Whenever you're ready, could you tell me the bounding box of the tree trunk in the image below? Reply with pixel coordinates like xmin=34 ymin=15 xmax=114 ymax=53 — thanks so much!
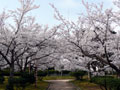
xmin=29 ymin=63 xmax=31 ymax=74
xmin=117 ymin=72 xmax=120 ymax=78
xmin=87 ymin=64 xmax=92 ymax=80
xmin=61 ymin=71 xmax=63 ymax=76
xmin=7 ymin=63 xmax=15 ymax=90
xmin=34 ymin=66 xmax=38 ymax=87
xmin=10 ymin=63 xmax=14 ymax=78
xmin=88 ymin=70 xmax=92 ymax=80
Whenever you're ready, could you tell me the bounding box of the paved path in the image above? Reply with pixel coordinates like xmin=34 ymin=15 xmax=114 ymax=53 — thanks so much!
xmin=46 ymin=79 xmax=80 ymax=90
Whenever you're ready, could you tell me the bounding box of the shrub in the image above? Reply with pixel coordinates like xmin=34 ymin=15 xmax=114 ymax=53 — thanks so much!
xmin=14 ymin=77 xmax=28 ymax=89
xmin=47 ymin=70 xmax=59 ymax=76
xmin=62 ymin=70 xmax=70 ymax=75
xmin=108 ymin=78 xmax=120 ymax=90
xmin=14 ymin=71 xmax=21 ymax=76
xmin=0 ymin=72 xmax=5 ymax=84
xmin=38 ymin=71 xmax=47 ymax=76
xmin=70 ymin=70 xmax=86 ymax=80
xmin=20 ymin=72 xmax=35 ymax=84
xmin=38 ymin=71 xmax=47 ymax=80
xmin=6 ymin=78 xmax=14 ymax=90
xmin=6 ymin=72 xmax=35 ymax=90
xmin=2 ymin=68 xmax=9 ymax=76
xmin=0 ymin=76 xmax=5 ymax=84
xmin=91 ymin=76 xmax=120 ymax=90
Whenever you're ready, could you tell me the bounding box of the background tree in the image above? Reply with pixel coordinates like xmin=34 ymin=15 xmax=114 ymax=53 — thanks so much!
xmin=51 ymin=0 xmax=120 ymax=76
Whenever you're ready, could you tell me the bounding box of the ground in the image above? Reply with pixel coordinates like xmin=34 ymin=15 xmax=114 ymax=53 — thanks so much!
xmin=46 ymin=79 xmax=80 ymax=90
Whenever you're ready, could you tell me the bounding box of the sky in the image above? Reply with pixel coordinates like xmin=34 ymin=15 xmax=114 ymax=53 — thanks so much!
xmin=0 ymin=0 xmax=117 ymax=27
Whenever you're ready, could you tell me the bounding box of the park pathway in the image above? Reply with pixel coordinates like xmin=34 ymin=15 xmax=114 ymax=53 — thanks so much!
xmin=46 ymin=79 xmax=80 ymax=90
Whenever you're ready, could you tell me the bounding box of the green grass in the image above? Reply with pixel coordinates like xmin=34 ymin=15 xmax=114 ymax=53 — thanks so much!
xmin=72 ymin=80 xmax=101 ymax=90
xmin=0 ymin=84 xmax=6 ymax=90
xmin=0 ymin=76 xmax=8 ymax=90
xmin=71 ymin=75 xmax=101 ymax=90
xmin=25 ymin=81 xmax=49 ymax=90
xmin=0 ymin=76 xmax=49 ymax=90
xmin=43 ymin=76 xmax=75 ymax=80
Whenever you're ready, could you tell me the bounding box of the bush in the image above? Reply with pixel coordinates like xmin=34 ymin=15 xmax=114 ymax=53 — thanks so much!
xmin=6 ymin=78 xmax=14 ymax=90
xmin=108 ymin=78 xmax=120 ymax=90
xmin=62 ymin=70 xmax=70 ymax=75
xmin=70 ymin=70 xmax=86 ymax=80
xmin=14 ymin=71 xmax=21 ymax=76
xmin=38 ymin=71 xmax=47 ymax=76
xmin=0 ymin=72 xmax=5 ymax=84
xmin=0 ymin=76 xmax=5 ymax=84
xmin=14 ymin=77 xmax=28 ymax=89
xmin=14 ymin=72 xmax=35 ymax=90
xmin=47 ymin=70 xmax=59 ymax=76
xmin=20 ymin=72 xmax=35 ymax=84
xmin=91 ymin=76 xmax=120 ymax=90
xmin=6 ymin=72 xmax=36 ymax=90
xmin=38 ymin=71 xmax=47 ymax=80
xmin=2 ymin=69 xmax=9 ymax=76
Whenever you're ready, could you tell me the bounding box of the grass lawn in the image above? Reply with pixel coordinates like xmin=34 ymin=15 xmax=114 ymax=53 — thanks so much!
xmin=43 ymin=76 xmax=75 ymax=80
xmin=0 ymin=76 xmax=8 ymax=90
xmin=0 ymin=76 xmax=49 ymax=90
xmin=25 ymin=80 xmax=49 ymax=90
xmin=72 ymin=80 xmax=101 ymax=90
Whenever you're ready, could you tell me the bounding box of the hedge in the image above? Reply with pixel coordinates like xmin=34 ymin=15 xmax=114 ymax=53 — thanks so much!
xmin=70 ymin=70 xmax=86 ymax=80
xmin=91 ymin=76 xmax=120 ymax=90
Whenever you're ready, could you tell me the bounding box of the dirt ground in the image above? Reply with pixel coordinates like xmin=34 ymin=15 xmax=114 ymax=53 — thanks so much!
xmin=46 ymin=80 xmax=80 ymax=90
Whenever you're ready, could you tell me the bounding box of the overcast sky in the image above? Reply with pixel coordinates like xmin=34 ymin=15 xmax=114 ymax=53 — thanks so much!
xmin=0 ymin=0 xmax=117 ymax=27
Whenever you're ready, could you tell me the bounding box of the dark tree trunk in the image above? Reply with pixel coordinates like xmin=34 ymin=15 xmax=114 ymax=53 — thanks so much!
xmin=117 ymin=72 xmax=120 ymax=78
xmin=10 ymin=63 xmax=14 ymax=78
xmin=34 ymin=66 xmax=38 ymax=87
xmin=7 ymin=63 xmax=15 ymax=90
xmin=29 ymin=63 xmax=31 ymax=74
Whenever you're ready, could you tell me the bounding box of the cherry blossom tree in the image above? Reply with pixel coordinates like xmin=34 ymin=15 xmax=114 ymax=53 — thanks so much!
xmin=0 ymin=0 xmax=60 ymax=83
xmin=51 ymin=0 xmax=120 ymax=76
